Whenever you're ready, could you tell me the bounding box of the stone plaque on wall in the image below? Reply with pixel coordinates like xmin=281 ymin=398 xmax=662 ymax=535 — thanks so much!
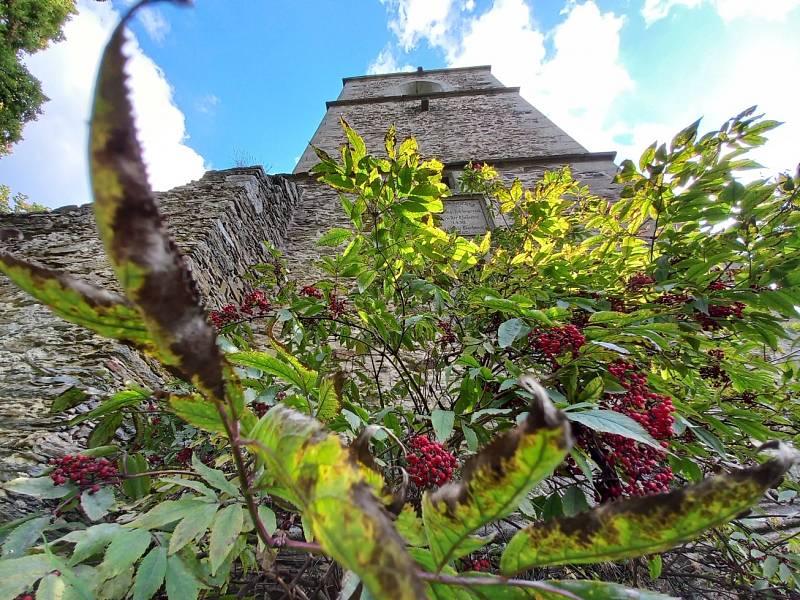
xmin=439 ymin=196 xmax=494 ymax=236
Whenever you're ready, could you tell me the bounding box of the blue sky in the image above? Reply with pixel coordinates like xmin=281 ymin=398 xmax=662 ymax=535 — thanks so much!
xmin=1 ymin=0 xmax=798 ymax=207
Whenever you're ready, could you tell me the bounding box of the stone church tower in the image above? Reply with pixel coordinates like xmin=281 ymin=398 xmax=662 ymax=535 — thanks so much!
xmin=0 ymin=66 xmax=619 ymax=516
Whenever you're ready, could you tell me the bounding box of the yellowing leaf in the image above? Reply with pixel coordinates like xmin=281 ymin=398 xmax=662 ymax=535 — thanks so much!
xmin=0 ymin=252 xmax=153 ymax=351
xmin=246 ymin=405 xmax=425 ymax=600
xmin=422 ymin=377 xmax=572 ymax=569
xmin=500 ymin=451 xmax=795 ymax=575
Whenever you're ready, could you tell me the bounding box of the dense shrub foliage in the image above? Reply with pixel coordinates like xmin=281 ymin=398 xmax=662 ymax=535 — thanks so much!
xmin=1 ymin=2 xmax=799 ymax=598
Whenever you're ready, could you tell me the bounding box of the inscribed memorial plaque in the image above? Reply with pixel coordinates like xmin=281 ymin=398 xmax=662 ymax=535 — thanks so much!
xmin=440 ymin=197 xmax=493 ymax=236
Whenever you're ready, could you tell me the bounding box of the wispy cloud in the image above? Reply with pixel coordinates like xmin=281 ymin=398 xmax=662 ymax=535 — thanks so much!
xmin=368 ymin=45 xmax=414 ymax=75
xmin=137 ymin=6 xmax=170 ymax=42
xmin=642 ymin=0 xmax=800 ymax=25
xmin=196 ymin=93 xmax=220 ymax=116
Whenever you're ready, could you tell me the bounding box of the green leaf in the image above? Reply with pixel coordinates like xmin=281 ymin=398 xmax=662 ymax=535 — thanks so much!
xmin=648 ymin=555 xmax=663 ymax=579
xmin=317 ymin=227 xmax=352 ymax=247
xmin=500 ymin=453 xmax=794 ymax=574
xmin=462 ymin=424 xmax=478 ymax=452
xmin=69 ymin=523 xmax=122 ymax=565
xmin=0 ymin=555 xmax=54 ymax=599
xmin=1 ymin=516 xmax=50 ymax=558
xmin=208 ymin=504 xmax=243 ymax=575
xmin=158 ymin=477 xmax=217 ymax=502
xmin=191 ymin=453 xmax=239 ymax=497
xmin=89 ymin=4 xmax=224 ymax=400
xmin=316 ymin=378 xmax=340 ymax=422
xmin=132 ymin=546 xmax=166 ymax=600
xmin=169 ymin=503 xmax=218 ymax=555
xmin=36 ymin=573 xmax=67 ymax=600
xmin=422 ymin=376 xmax=572 ymax=569
xmin=257 ymin=505 xmax=277 ymax=535
xmin=165 ymin=553 xmax=200 ymax=600
xmin=125 ymin=499 xmax=210 ymax=531
xmin=81 ymin=487 xmax=115 ymax=522
xmin=436 ymin=578 xmax=676 ymax=599
xmin=169 ymin=393 xmax=224 ymax=434
xmin=228 ymin=349 xmax=316 ymax=394
xmin=566 ymin=409 xmax=661 ymax=450
xmin=577 ymin=377 xmax=604 ymax=403
xmin=246 ymin=405 xmax=425 ymax=599
xmin=87 ymin=413 xmax=123 ymax=448
xmin=2 ymin=476 xmax=76 ymax=499
xmin=120 ymin=453 xmax=151 ymax=500
xmin=431 ymin=409 xmax=455 ymax=443
xmin=98 ymin=528 xmax=151 ymax=581
xmin=498 ymin=318 xmax=529 ymax=349
xmin=0 ymin=253 xmax=155 ymax=353
xmin=70 ymin=387 xmax=149 ymax=426
xmin=50 ymin=387 xmax=89 ymax=415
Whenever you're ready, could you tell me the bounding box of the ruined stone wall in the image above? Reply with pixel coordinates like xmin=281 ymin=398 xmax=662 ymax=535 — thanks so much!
xmin=0 ymin=168 xmax=299 ymax=517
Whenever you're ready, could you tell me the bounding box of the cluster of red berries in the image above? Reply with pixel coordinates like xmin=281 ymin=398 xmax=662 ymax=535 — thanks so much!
xmin=252 ymin=401 xmax=269 ymax=418
xmin=694 ymin=302 xmax=746 ymax=330
xmin=609 ymin=297 xmax=628 ymax=313
xmin=437 ymin=320 xmax=456 ymax=345
xmin=328 ymin=294 xmax=347 ymax=319
xmin=406 ymin=435 xmax=458 ymax=488
xmin=467 ymin=557 xmax=491 ymax=571
xmin=209 ymin=290 xmax=271 ymax=328
xmin=175 ymin=447 xmax=193 ymax=465
xmin=49 ymin=455 xmax=117 ymax=493
xmin=741 ymin=390 xmax=758 ymax=405
xmin=627 ymin=273 xmax=655 ymax=291
xmin=708 ymin=279 xmax=732 ymax=291
xmin=15 ymin=593 xmax=35 ymax=600
xmin=700 ymin=349 xmax=730 ymax=385
xmin=466 ymin=161 xmax=488 ymax=171
xmin=529 ymin=325 xmax=586 ymax=365
xmin=591 ymin=361 xmax=674 ymax=499
xmin=299 ymin=285 xmax=324 ymax=299
xmin=656 ymin=292 xmax=691 ymax=306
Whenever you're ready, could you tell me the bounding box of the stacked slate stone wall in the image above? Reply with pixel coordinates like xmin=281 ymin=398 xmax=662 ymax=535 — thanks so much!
xmin=0 ymin=168 xmax=299 ymax=518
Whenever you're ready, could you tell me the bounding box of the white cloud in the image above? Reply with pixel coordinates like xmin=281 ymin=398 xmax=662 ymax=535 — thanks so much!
xmin=642 ymin=0 xmax=800 ymax=24
xmin=368 ymin=45 xmax=415 ymax=75
xmin=446 ymin=0 xmax=632 ymax=151
xmin=137 ymin=7 xmax=170 ymax=43
xmin=387 ymin=0 xmax=456 ymax=51
xmin=0 ymin=0 xmax=205 ymax=207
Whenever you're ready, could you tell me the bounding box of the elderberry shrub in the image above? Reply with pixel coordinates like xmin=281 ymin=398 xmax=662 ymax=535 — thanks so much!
xmin=406 ymin=435 xmax=458 ymax=488
xmin=699 ymin=349 xmax=730 ymax=386
xmin=299 ymin=285 xmax=324 ymax=299
xmin=50 ymin=455 xmax=118 ymax=494
xmin=626 ymin=273 xmax=655 ymax=291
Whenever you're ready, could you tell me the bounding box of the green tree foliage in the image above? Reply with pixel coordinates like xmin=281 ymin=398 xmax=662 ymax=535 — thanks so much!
xmin=0 ymin=184 xmax=46 ymax=213
xmin=0 ymin=2 xmax=799 ymax=598
xmin=0 ymin=0 xmax=76 ymax=154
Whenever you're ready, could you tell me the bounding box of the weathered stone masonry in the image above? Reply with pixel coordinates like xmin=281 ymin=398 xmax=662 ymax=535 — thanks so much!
xmin=0 ymin=66 xmax=619 ymax=517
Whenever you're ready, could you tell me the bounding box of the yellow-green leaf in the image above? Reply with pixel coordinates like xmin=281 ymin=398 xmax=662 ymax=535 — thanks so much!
xmin=423 ymin=377 xmax=572 ymax=569
xmin=500 ymin=451 xmax=794 ymax=575
xmin=246 ymin=405 xmax=425 ymax=599
xmin=169 ymin=393 xmax=225 ymax=434
xmin=0 ymin=252 xmax=154 ymax=351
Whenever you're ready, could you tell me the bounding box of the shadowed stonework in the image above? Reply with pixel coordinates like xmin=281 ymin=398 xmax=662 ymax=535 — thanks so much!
xmin=0 ymin=66 xmax=618 ymax=517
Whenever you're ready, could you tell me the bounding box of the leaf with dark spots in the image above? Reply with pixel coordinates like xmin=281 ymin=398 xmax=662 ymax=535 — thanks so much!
xmin=0 ymin=252 xmax=154 ymax=351
xmin=245 ymin=405 xmax=425 ymax=600
xmin=427 ymin=577 xmax=676 ymax=599
xmin=89 ymin=0 xmax=223 ymax=399
xmin=422 ymin=376 xmax=573 ymax=569
xmin=500 ymin=448 xmax=796 ymax=575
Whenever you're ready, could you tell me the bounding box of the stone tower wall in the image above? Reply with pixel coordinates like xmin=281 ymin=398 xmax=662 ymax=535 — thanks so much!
xmin=0 ymin=168 xmax=300 ymax=516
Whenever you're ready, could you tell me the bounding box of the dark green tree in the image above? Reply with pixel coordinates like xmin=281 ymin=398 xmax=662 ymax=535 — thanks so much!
xmin=0 ymin=0 xmax=76 ymax=154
